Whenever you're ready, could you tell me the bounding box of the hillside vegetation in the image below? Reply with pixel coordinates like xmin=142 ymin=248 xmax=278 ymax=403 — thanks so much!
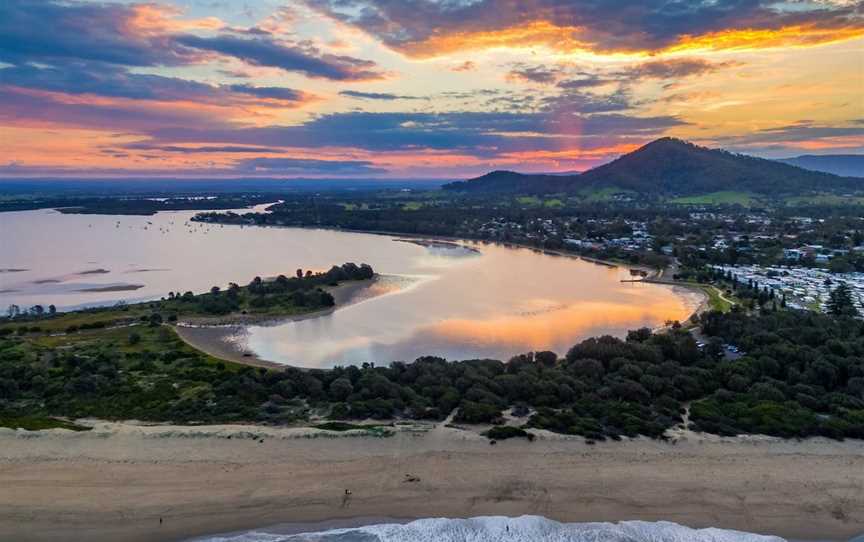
xmin=444 ymin=138 xmax=858 ymax=197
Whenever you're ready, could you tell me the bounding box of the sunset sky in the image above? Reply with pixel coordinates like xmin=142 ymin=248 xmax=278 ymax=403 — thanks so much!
xmin=1 ymin=0 xmax=862 ymax=178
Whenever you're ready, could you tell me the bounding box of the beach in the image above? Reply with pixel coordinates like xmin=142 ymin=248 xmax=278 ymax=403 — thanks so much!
xmin=0 ymin=421 xmax=861 ymax=542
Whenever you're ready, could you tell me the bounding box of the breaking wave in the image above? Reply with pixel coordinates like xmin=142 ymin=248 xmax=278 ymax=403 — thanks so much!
xmin=196 ymin=515 xmax=787 ymax=542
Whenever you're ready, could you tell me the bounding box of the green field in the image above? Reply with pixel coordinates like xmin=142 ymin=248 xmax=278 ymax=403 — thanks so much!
xmin=671 ymin=191 xmax=757 ymax=206
xmin=578 ymin=187 xmax=635 ymax=202
xmin=515 ymin=196 xmax=565 ymax=208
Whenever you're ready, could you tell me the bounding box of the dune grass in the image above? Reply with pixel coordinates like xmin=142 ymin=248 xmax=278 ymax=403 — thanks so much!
xmin=0 ymin=415 xmax=91 ymax=431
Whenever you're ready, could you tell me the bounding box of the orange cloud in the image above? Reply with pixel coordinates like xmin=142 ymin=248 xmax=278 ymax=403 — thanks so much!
xmin=377 ymin=19 xmax=863 ymax=58
xmin=668 ymin=24 xmax=864 ymax=53
xmin=400 ymin=21 xmax=590 ymax=58
xmin=125 ymin=4 xmax=224 ymax=36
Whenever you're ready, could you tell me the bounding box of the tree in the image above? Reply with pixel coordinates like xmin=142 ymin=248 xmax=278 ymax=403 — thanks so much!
xmin=826 ymin=284 xmax=859 ymax=317
xmin=329 ymin=377 xmax=354 ymax=401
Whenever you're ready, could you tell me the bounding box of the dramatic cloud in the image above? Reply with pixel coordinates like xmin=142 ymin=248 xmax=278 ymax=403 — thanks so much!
xmin=141 ymin=110 xmax=685 ymax=157
xmin=0 ymin=0 xmax=196 ymax=67
xmin=308 ymin=0 xmax=864 ymax=56
xmin=617 ymin=58 xmax=737 ymax=80
xmin=0 ymin=1 xmax=859 ymax=177
xmin=507 ymin=65 xmax=566 ymax=84
xmin=0 ymin=87 xmax=235 ymax=132
xmin=509 ymin=58 xmax=737 ymax=87
xmin=0 ymin=64 xmax=312 ymax=107
xmin=174 ymin=35 xmax=387 ymax=81
xmin=0 ymin=0 xmax=385 ymax=82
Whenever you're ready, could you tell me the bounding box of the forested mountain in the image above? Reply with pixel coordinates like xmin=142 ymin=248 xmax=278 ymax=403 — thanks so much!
xmin=777 ymin=155 xmax=864 ymax=178
xmin=444 ymin=138 xmax=859 ymax=196
xmin=442 ymin=170 xmax=572 ymax=194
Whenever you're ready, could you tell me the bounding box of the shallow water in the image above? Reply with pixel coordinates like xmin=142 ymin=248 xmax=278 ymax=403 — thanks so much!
xmin=188 ymin=516 xmax=790 ymax=542
xmin=1 ymin=208 xmax=701 ymax=367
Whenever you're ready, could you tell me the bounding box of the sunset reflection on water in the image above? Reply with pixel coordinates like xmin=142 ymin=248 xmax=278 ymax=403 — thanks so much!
xmin=246 ymin=241 xmax=702 ymax=367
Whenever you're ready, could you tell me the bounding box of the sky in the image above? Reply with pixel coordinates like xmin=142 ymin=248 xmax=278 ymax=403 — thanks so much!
xmin=0 ymin=0 xmax=862 ymax=179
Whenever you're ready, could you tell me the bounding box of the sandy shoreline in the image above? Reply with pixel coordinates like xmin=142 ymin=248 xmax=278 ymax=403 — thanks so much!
xmin=173 ymin=277 xmax=386 ymax=367
xmin=0 ymin=421 xmax=861 ymax=542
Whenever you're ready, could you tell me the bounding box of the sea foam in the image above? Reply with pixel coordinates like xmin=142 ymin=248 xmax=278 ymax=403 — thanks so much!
xmin=197 ymin=515 xmax=788 ymax=542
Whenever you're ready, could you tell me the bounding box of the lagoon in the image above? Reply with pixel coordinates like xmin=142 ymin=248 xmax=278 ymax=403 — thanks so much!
xmin=0 ymin=208 xmax=701 ymax=368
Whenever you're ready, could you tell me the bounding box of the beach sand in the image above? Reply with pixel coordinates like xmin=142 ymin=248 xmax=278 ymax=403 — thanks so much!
xmin=0 ymin=421 xmax=861 ymax=542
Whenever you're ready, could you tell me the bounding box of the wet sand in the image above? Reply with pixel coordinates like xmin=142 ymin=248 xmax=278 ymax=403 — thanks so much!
xmin=0 ymin=421 xmax=861 ymax=542
xmin=173 ymin=277 xmax=386 ymax=367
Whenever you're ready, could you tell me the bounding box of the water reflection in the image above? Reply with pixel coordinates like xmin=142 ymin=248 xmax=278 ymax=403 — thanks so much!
xmin=1 ymin=208 xmax=701 ymax=367
xmin=245 ymin=243 xmax=701 ymax=367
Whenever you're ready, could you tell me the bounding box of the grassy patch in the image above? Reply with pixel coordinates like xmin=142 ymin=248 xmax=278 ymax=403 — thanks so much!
xmin=671 ymin=191 xmax=757 ymax=206
xmin=702 ymin=285 xmax=734 ymax=313
xmin=515 ymin=196 xmax=565 ymax=208
xmin=0 ymin=415 xmax=91 ymax=431
xmin=578 ymin=187 xmax=635 ymax=202
xmin=0 ymin=306 xmax=149 ymax=335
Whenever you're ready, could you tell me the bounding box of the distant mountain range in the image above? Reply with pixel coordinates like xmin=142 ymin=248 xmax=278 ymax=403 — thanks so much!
xmin=777 ymin=155 xmax=864 ymax=178
xmin=443 ymin=138 xmax=861 ymax=196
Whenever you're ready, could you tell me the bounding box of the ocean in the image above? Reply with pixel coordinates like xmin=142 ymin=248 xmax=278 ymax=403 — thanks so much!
xmin=189 ymin=515 xmax=799 ymax=542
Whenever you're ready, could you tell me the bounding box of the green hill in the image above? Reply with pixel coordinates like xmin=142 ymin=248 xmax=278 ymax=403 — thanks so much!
xmin=443 ymin=138 xmax=859 ymax=196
